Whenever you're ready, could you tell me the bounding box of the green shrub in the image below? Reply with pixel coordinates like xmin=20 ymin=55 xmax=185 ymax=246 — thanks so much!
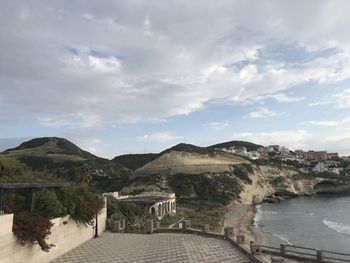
xmin=35 ymin=189 xmax=63 ymax=218
xmin=233 ymin=165 xmax=252 ymax=184
xmin=56 ymin=188 xmax=76 ymax=216
xmin=69 ymin=187 xmax=104 ymax=227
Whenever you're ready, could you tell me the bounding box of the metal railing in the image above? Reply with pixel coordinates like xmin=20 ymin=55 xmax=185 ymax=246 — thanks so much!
xmin=251 ymin=242 xmax=350 ymax=262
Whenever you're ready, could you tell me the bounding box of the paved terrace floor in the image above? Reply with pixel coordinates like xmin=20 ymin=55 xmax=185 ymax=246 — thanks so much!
xmin=52 ymin=232 xmax=253 ymax=263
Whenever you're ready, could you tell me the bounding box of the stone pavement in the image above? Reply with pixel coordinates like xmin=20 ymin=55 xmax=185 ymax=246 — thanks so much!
xmin=52 ymin=232 xmax=253 ymax=263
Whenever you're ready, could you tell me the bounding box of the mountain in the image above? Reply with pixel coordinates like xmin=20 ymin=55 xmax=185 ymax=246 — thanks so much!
xmin=3 ymin=137 xmax=97 ymax=160
xmin=112 ymin=143 xmax=215 ymax=171
xmin=207 ymin=140 xmax=263 ymax=151
xmin=1 ymin=137 xmax=130 ymax=185
xmin=113 ymin=153 xmax=159 ymax=171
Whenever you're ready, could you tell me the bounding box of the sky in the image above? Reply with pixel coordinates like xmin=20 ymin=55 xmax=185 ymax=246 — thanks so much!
xmin=1 ymin=0 xmax=350 ymax=158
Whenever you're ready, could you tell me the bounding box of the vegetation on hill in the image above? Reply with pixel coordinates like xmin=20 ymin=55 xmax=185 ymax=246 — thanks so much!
xmin=1 ymin=137 xmax=131 ymax=187
xmin=113 ymin=153 xmax=158 ymax=170
xmin=168 ymin=172 xmax=242 ymax=209
xmin=161 ymin=143 xmax=215 ymax=155
xmin=0 ymin=156 xmax=59 ymax=183
xmin=3 ymin=137 xmax=96 ymax=159
xmin=207 ymin=140 xmax=263 ymax=151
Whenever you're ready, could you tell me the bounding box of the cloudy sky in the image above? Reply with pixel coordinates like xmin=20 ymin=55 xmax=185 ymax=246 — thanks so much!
xmin=1 ymin=0 xmax=350 ymax=158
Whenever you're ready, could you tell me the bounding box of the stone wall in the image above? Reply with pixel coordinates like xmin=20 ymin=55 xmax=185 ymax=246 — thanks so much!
xmin=0 ymin=197 xmax=107 ymax=263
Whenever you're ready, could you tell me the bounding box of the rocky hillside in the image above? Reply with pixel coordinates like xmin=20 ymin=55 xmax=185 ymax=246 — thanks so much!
xmin=134 ymin=149 xmax=249 ymax=176
xmin=3 ymin=137 xmax=346 ymax=207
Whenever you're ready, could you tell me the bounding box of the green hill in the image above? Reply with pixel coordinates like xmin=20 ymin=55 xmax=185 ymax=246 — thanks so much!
xmin=3 ymin=137 xmax=96 ymax=160
xmin=161 ymin=143 xmax=215 ymax=155
xmin=207 ymin=140 xmax=263 ymax=151
xmin=1 ymin=137 xmax=130 ymax=185
xmin=113 ymin=153 xmax=158 ymax=171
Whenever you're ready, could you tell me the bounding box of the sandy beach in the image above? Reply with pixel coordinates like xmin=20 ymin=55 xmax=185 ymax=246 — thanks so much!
xmin=222 ymin=202 xmax=264 ymax=244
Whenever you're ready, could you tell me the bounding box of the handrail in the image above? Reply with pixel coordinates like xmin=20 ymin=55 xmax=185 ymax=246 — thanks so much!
xmin=285 ymin=249 xmax=316 ymax=257
xmin=285 ymin=244 xmax=319 ymax=251
xmin=323 ymin=256 xmax=350 ymax=262
xmin=255 ymin=243 xmax=350 ymax=263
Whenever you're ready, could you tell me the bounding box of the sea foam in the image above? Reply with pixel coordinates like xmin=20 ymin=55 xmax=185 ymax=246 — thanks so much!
xmin=253 ymin=205 xmax=262 ymax=226
xmin=323 ymin=220 xmax=350 ymax=236
xmin=272 ymin=233 xmax=293 ymax=245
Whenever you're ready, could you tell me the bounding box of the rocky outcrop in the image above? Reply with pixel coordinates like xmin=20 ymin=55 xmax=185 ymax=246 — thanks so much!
xmin=313 ymin=181 xmax=350 ymax=194
xmin=239 ymin=164 xmax=315 ymax=204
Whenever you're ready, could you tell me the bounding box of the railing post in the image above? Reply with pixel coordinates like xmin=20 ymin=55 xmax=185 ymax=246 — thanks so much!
xmin=182 ymin=220 xmax=190 ymax=231
xmin=145 ymin=220 xmax=153 ymax=234
xmin=154 ymin=221 xmax=160 ymax=230
xmin=202 ymin=224 xmax=209 ymax=233
xmin=236 ymin=234 xmax=245 ymax=244
xmin=224 ymin=227 xmax=234 ymax=239
xmin=250 ymin=241 xmax=262 ymax=255
xmin=280 ymin=244 xmax=286 ymax=257
xmin=316 ymin=250 xmax=324 ymax=262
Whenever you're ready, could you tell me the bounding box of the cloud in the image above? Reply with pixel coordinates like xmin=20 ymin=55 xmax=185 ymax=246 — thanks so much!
xmin=1 ymin=1 xmax=350 ymax=129
xmin=233 ymin=130 xmax=311 ymax=149
xmin=137 ymin=132 xmax=181 ymax=143
xmin=333 ymin=89 xmax=350 ymax=108
xmin=205 ymin=121 xmax=229 ymax=130
xmin=298 ymin=117 xmax=350 ymax=128
xmin=308 ymin=89 xmax=350 ymax=108
xmin=299 ymin=121 xmax=339 ymax=127
xmin=245 ymin=107 xmax=280 ymax=119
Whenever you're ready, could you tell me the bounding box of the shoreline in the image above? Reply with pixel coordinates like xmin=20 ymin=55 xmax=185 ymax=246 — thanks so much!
xmin=222 ymin=202 xmax=265 ymax=244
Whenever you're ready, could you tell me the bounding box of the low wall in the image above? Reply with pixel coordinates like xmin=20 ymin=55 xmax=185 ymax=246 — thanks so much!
xmin=0 ymin=197 xmax=107 ymax=263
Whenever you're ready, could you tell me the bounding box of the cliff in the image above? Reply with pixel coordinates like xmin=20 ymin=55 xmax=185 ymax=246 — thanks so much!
xmin=121 ymin=150 xmax=318 ymax=206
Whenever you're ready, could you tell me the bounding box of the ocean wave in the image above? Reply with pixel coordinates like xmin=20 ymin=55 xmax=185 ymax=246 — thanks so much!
xmin=323 ymin=220 xmax=350 ymax=236
xmin=253 ymin=205 xmax=262 ymax=226
xmin=272 ymin=233 xmax=293 ymax=245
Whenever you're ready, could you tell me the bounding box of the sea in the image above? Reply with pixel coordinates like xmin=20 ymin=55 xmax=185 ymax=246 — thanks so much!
xmin=254 ymin=195 xmax=350 ymax=253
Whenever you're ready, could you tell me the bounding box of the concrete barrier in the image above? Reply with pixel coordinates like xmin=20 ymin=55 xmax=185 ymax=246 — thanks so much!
xmin=0 ymin=196 xmax=107 ymax=263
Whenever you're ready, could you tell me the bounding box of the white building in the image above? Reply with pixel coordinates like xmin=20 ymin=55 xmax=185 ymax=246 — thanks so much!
xmin=312 ymin=162 xmax=329 ymax=173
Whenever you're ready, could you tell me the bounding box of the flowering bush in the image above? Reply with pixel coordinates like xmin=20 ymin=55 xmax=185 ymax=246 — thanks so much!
xmin=69 ymin=187 xmax=104 ymax=227
xmin=9 ymin=186 xmax=103 ymax=252
xmin=13 ymin=212 xmax=55 ymax=252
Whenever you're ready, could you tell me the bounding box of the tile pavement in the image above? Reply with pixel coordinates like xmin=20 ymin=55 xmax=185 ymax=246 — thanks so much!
xmin=52 ymin=232 xmax=253 ymax=263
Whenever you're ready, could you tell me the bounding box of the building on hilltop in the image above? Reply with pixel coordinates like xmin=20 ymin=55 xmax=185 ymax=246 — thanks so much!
xmin=303 ymin=151 xmax=328 ymax=162
xmin=327 ymin=152 xmax=339 ymax=159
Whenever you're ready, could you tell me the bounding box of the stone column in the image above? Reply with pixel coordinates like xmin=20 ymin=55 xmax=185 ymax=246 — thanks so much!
xmin=316 ymin=250 xmax=324 ymax=261
xmin=236 ymin=234 xmax=245 ymax=244
xmin=145 ymin=220 xmax=154 ymax=234
xmin=112 ymin=220 xmax=121 ymax=232
xmin=154 ymin=221 xmax=160 ymax=229
xmin=271 ymin=257 xmax=285 ymax=263
xmin=224 ymin=227 xmax=234 ymax=238
xmin=182 ymin=220 xmax=191 ymax=231
xmin=280 ymin=244 xmax=286 ymax=257
xmin=202 ymin=224 xmax=210 ymax=233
